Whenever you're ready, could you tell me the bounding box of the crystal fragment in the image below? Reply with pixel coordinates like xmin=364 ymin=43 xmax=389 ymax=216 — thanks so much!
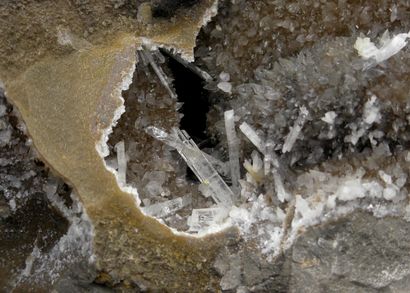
xmin=273 ymin=169 xmax=291 ymax=202
xmin=168 ymin=51 xmax=212 ymax=82
xmin=354 ymin=30 xmax=410 ymax=65
xmin=140 ymin=48 xmax=177 ymax=99
xmin=146 ymin=126 xmax=234 ymax=207
xmin=321 ymin=111 xmax=337 ymax=125
xmin=243 ymin=151 xmax=264 ymax=183
xmin=115 ymin=140 xmax=126 ymax=185
xmin=219 ymin=72 xmax=230 ymax=82
xmin=187 ymin=207 xmax=227 ymax=232
xmin=239 ymin=122 xmax=265 ymax=154
xmin=363 ymin=95 xmax=381 ymax=125
xmin=224 ymin=110 xmax=241 ymax=193
xmin=217 ymin=81 xmax=232 ymax=93
xmin=282 ymin=106 xmax=309 ymax=153
xmin=142 ymin=195 xmax=191 ymax=218
xmin=201 ymin=152 xmax=230 ymax=178
xmin=263 ymin=139 xmax=279 ymax=176
xmin=142 ymin=171 xmax=168 ymax=197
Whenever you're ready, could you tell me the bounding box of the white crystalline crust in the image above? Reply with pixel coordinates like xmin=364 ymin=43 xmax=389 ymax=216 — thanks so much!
xmin=95 ymin=55 xmax=142 ymax=206
xmin=355 ymin=30 xmax=410 ymax=65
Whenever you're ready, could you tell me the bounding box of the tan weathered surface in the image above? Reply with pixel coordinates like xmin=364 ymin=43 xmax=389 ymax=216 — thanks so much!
xmin=0 ymin=0 xmax=217 ymax=80
xmin=1 ymin=1 xmax=232 ymax=290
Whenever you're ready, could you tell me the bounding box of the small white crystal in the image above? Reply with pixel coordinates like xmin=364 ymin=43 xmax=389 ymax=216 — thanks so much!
xmin=363 ymin=95 xmax=381 ymax=125
xmin=142 ymin=171 xmax=168 ymax=197
xmin=21 ymin=244 xmax=40 ymax=277
xmin=143 ymin=195 xmax=191 ymax=218
xmin=344 ymin=125 xmax=366 ymax=145
xmin=43 ymin=179 xmax=59 ymax=198
xmin=282 ymin=106 xmax=309 ymax=153
xmin=115 ymin=141 xmax=127 ymax=185
xmin=354 ymin=30 xmax=410 ymax=64
xmin=219 ymin=72 xmax=230 ymax=82
xmin=168 ymin=51 xmax=212 ymax=81
xmin=276 ymin=207 xmax=286 ymax=221
xmin=198 ymin=183 xmax=213 ymax=198
xmin=378 ymin=170 xmax=393 ymax=185
xmin=217 ymin=81 xmax=232 ymax=94
xmin=273 ymin=169 xmax=291 ymax=202
xmin=243 ymin=152 xmax=264 ymax=183
xmin=224 ymin=110 xmax=241 ymax=193
xmin=141 ymin=48 xmax=177 ymax=99
xmin=321 ymin=111 xmax=337 ymax=125
xmin=295 ymin=195 xmax=324 ymax=225
xmin=336 ymin=179 xmax=366 ymax=201
xmin=0 ymin=104 xmax=6 ymax=117
xmin=363 ymin=181 xmax=383 ymax=198
xmin=390 ymin=4 xmax=398 ymax=22
xmin=0 ymin=129 xmax=12 ymax=145
xmin=146 ymin=126 xmax=234 ymax=207
xmin=187 ymin=207 xmax=228 ymax=232
xmin=406 ymin=151 xmax=410 ymax=162
xmin=239 ymin=122 xmax=265 ymax=154
xmin=326 ymin=194 xmax=337 ymax=209
xmin=8 ymin=198 xmax=16 ymax=212
xmin=383 ymin=186 xmax=398 ymax=200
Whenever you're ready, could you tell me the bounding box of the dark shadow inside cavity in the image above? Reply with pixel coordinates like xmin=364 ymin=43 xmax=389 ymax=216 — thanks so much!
xmin=163 ymin=49 xmax=212 ymax=144
xmin=151 ymin=0 xmax=201 ymax=18
xmin=162 ymin=49 xmax=216 ymax=182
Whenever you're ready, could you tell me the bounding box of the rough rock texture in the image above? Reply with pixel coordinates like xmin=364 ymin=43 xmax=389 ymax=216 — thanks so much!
xmin=2 ymin=0 xmax=410 ymax=292
xmin=288 ymin=212 xmax=410 ymax=292
xmin=0 ymin=93 xmax=71 ymax=290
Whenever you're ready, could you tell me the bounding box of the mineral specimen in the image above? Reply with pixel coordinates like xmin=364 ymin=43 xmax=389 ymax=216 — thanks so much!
xmin=2 ymin=0 xmax=410 ymax=291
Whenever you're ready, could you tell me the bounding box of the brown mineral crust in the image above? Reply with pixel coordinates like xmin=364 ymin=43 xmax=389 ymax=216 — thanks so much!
xmin=3 ymin=34 xmax=230 ymax=290
xmin=0 ymin=0 xmax=218 ymax=80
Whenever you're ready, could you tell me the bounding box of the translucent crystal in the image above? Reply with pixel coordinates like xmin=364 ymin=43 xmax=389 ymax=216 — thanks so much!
xmin=363 ymin=95 xmax=381 ymax=125
xmin=115 ymin=140 xmax=126 ymax=185
xmin=219 ymin=72 xmax=230 ymax=82
xmin=187 ymin=207 xmax=228 ymax=232
xmin=217 ymin=81 xmax=232 ymax=93
xmin=140 ymin=48 xmax=177 ymax=99
xmin=354 ymin=30 xmax=410 ymax=65
xmin=263 ymin=139 xmax=279 ymax=176
xmin=321 ymin=111 xmax=337 ymax=125
xmin=169 ymin=51 xmax=212 ymax=82
xmin=142 ymin=195 xmax=191 ymax=218
xmin=273 ymin=169 xmax=290 ymax=202
xmin=146 ymin=126 xmax=234 ymax=207
xmin=244 ymin=151 xmax=264 ymax=183
xmin=239 ymin=122 xmax=265 ymax=154
xmin=224 ymin=110 xmax=241 ymax=193
xmin=282 ymin=106 xmax=309 ymax=153
xmin=201 ymin=152 xmax=230 ymax=178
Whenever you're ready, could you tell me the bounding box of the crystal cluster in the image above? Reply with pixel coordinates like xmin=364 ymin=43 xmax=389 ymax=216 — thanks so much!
xmin=104 ymin=0 xmax=410 ymax=276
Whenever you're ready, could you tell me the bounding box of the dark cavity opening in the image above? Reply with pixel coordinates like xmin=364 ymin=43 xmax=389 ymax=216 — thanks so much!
xmin=152 ymin=0 xmax=201 ymax=18
xmin=163 ymin=50 xmax=211 ymax=144
xmin=162 ymin=50 xmax=215 ymax=182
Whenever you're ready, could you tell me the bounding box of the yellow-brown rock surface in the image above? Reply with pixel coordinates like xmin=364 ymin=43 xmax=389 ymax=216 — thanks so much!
xmin=1 ymin=1 xmax=232 ymax=290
